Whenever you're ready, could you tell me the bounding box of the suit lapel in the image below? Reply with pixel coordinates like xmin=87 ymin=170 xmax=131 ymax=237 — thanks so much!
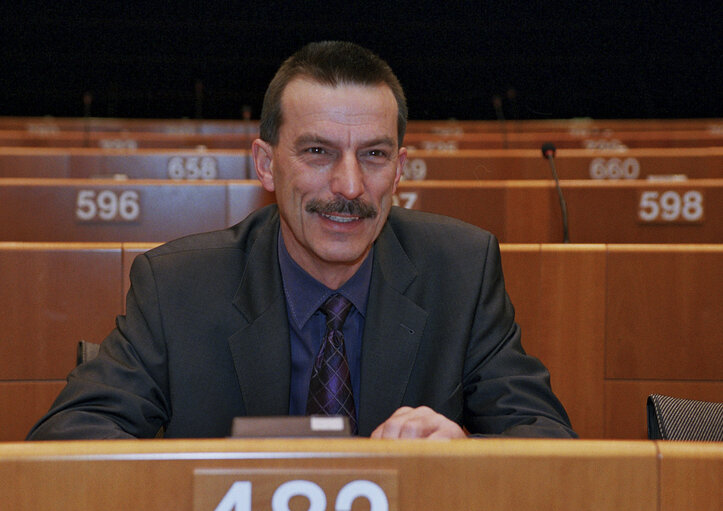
xmin=358 ymin=222 xmax=428 ymax=436
xmin=228 ymin=211 xmax=291 ymax=416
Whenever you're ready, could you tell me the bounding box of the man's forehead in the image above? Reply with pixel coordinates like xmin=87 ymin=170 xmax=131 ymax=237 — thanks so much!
xmin=278 ymin=77 xmax=399 ymax=143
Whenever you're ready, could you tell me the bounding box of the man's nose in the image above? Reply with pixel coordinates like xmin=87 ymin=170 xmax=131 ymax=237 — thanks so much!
xmin=330 ymin=153 xmax=364 ymax=199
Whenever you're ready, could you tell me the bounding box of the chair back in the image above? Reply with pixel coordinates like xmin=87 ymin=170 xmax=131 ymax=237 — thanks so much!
xmin=647 ymin=394 xmax=723 ymax=441
xmin=76 ymin=340 xmax=101 ymax=366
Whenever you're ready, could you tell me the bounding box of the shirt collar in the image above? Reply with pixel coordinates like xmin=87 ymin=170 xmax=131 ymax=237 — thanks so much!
xmin=278 ymin=230 xmax=373 ymax=329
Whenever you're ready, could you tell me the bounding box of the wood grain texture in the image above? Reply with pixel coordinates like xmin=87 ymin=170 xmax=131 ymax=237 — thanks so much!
xmin=605 ymin=245 xmax=723 ymax=380
xmin=0 ymin=243 xmax=122 ymax=379
xmin=0 ymin=439 xmax=660 ymax=511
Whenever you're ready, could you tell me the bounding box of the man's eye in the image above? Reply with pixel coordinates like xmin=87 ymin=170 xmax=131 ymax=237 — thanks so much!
xmin=305 ymin=147 xmax=326 ymax=154
xmin=367 ymin=149 xmax=387 ymax=158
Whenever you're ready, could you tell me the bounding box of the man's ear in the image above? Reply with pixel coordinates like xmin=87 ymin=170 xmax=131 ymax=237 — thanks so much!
xmin=252 ymin=138 xmax=275 ymax=192
xmin=392 ymin=146 xmax=407 ymax=193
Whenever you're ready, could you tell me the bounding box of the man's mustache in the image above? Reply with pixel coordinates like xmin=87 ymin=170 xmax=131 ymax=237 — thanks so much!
xmin=305 ymin=198 xmax=378 ymax=219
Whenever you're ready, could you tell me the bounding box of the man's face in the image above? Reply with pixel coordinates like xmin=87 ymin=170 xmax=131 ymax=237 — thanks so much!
xmin=253 ymin=77 xmax=406 ymax=288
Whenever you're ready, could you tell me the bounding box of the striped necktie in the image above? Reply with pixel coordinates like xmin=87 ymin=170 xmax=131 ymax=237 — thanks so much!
xmin=306 ymin=293 xmax=357 ymax=434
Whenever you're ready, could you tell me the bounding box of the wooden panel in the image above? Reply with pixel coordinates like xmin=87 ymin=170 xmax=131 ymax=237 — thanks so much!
xmin=605 ymin=245 xmax=723 ymax=380
xmin=499 ymin=245 xmax=542 ymax=343
xmin=0 ymin=116 xmax=258 ymax=134
xmin=0 ymin=243 xmax=123 ymax=379
xmin=404 ymin=130 xmax=723 ymax=150
xmin=604 ymin=381 xmax=723 ymax=440
xmin=3 ymin=178 xmax=721 ymax=243
xmin=658 ymin=442 xmax=723 ymax=511
xmin=403 ymin=147 xmax=723 ymax=180
xmin=0 ymin=130 xmax=256 ymax=149
xmin=536 ymin=245 xmax=607 ymax=438
xmin=0 ymin=439 xmax=658 ymax=511
xmin=4 ymin=147 xmax=720 ymax=181
xmin=394 ymin=181 xmax=512 ymax=240
xmin=500 ymin=244 xmax=607 ymax=439
xmin=0 ymin=178 xmax=228 ymax=242
xmin=0 ymin=381 xmax=65 ymax=441
xmin=504 ymin=182 xmax=558 ymax=241
xmin=77 ymin=151 xmax=249 ymax=180
xmin=404 ymin=118 xmax=723 ymax=134
xmin=0 ymin=149 xmax=70 ymax=178
xmin=396 ymin=179 xmax=723 ymax=243
xmin=0 ymin=148 xmax=250 ymax=180
xmin=5 ymin=115 xmax=719 ymax=134
xmin=2 ymin=127 xmax=720 ymax=150
xmin=562 ymin=179 xmax=723 ymax=243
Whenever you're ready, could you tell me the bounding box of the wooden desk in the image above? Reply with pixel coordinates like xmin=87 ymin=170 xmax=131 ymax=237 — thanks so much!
xmin=1 ymin=129 xmax=719 ymax=150
xmin=0 ymin=129 xmax=256 ymax=149
xmin=0 ymin=116 xmax=258 ymax=134
xmin=4 ymin=115 xmax=721 ymax=135
xmin=404 ymin=118 xmax=723 ymax=134
xmin=0 ymin=178 xmax=269 ymax=242
xmin=404 ymin=129 xmax=723 ymax=150
xmin=403 ymin=147 xmax=723 ymax=180
xmin=395 ymin=179 xmax=723 ymax=243
xmin=0 ymin=438 xmax=688 ymax=511
xmin=497 ymin=244 xmax=723 ymax=440
xmin=658 ymin=442 xmax=723 ymax=511
xmin=0 ymin=147 xmax=251 ymax=179
xmin=2 ymin=147 xmax=721 ymax=182
xmin=0 ymin=243 xmax=124 ymax=441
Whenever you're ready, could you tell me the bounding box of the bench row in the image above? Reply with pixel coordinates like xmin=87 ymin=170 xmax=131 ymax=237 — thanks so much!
xmin=2 ymin=147 xmax=721 ymax=181
xmin=2 ymin=242 xmax=720 ymax=441
xmin=4 ymin=115 xmax=722 ymax=135
xmin=0 ymin=129 xmax=721 ymax=150
xmin=1 ymin=178 xmax=721 ymax=243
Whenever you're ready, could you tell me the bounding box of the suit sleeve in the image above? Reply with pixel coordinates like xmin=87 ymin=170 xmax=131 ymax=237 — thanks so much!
xmin=462 ymin=237 xmax=577 ymax=438
xmin=26 ymin=253 xmax=171 ymax=440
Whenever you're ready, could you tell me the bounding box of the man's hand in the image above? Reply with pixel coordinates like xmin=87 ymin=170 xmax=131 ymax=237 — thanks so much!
xmin=370 ymin=406 xmax=466 ymax=439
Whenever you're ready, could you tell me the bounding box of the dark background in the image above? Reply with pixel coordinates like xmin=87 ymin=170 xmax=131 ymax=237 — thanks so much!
xmin=1 ymin=1 xmax=720 ymax=121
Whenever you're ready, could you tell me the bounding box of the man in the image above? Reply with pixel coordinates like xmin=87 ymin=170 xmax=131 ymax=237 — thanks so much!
xmin=28 ymin=41 xmax=575 ymax=440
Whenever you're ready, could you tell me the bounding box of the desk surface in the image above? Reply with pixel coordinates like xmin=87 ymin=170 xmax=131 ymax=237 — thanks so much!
xmin=2 ymin=438 xmax=720 ymax=511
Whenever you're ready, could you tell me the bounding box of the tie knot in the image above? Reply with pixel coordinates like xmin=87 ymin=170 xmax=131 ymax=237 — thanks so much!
xmin=320 ymin=294 xmax=352 ymax=331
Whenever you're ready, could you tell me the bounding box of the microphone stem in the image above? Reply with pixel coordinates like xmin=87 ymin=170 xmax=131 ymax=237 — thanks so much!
xmin=546 ymin=155 xmax=570 ymax=243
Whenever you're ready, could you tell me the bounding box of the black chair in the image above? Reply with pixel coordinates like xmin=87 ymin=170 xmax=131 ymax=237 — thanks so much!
xmin=647 ymin=394 xmax=723 ymax=441
xmin=76 ymin=340 xmax=101 ymax=366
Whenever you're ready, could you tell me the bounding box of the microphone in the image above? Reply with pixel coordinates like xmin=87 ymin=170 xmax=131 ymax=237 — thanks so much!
xmin=541 ymin=143 xmax=570 ymax=243
xmin=492 ymin=95 xmax=509 ymax=149
xmin=83 ymin=92 xmax=93 ymax=148
xmin=506 ymin=88 xmax=519 ymax=120
xmin=195 ymin=79 xmax=204 ymax=119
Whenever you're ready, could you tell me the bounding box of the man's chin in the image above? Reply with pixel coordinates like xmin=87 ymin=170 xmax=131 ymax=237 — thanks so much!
xmin=315 ymin=242 xmax=373 ymax=267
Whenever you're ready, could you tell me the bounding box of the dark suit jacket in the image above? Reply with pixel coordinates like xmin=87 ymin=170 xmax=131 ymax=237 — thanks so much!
xmin=28 ymin=205 xmax=575 ymax=439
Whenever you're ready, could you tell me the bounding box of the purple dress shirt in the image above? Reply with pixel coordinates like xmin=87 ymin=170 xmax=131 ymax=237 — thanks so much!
xmin=277 ymin=232 xmax=372 ymax=419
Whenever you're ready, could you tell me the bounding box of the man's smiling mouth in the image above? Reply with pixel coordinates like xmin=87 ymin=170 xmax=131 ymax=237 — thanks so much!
xmin=321 ymin=213 xmax=360 ymax=223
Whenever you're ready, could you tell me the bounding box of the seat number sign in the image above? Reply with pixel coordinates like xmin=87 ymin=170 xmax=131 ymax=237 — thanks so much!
xmin=637 ymin=190 xmax=704 ymax=223
xmin=193 ymin=469 xmax=397 ymax=511
xmin=75 ymin=189 xmax=141 ymax=223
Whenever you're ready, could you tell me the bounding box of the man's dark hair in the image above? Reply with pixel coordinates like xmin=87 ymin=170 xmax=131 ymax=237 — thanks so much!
xmin=259 ymin=41 xmax=407 ymax=147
